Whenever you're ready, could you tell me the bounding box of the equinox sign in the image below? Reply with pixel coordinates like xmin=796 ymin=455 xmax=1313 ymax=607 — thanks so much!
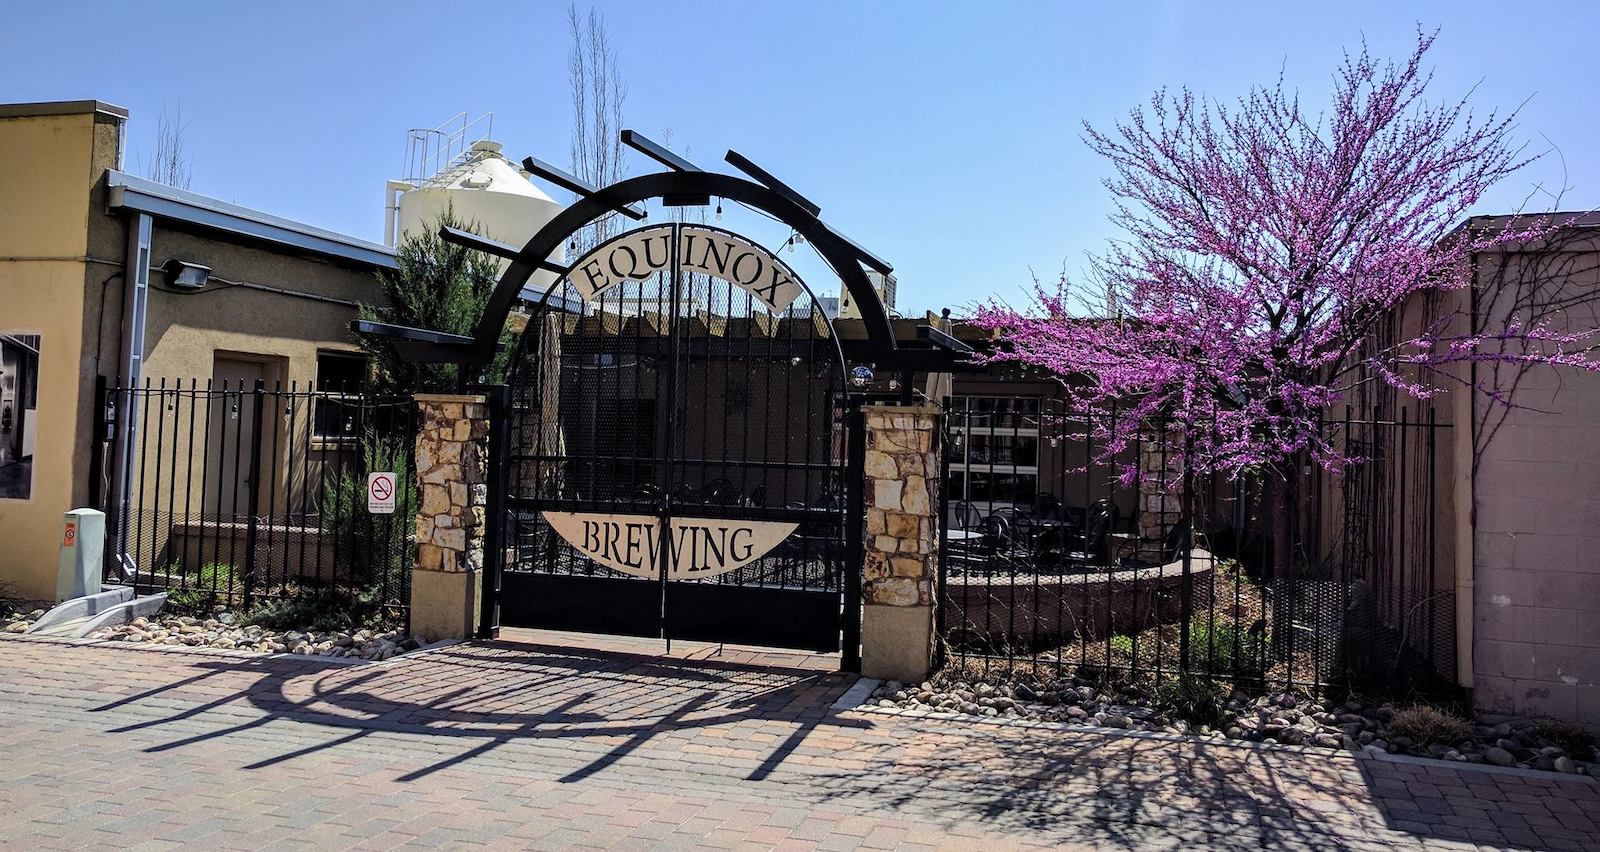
xmin=567 ymin=224 xmax=807 ymax=314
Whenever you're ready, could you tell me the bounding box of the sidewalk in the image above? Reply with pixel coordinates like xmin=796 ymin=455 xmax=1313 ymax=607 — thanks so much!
xmin=0 ymin=633 xmax=1595 ymax=850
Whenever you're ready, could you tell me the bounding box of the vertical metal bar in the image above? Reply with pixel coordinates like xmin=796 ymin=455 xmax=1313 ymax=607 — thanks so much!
xmin=1398 ymin=406 xmax=1409 ymax=677
xmin=264 ymin=382 xmax=284 ymax=597
xmin=149 ymin=378 xmax=168 ymax=589
xmin=133 ymin=379 xmax=153 ymax=592
xmin=242 ymin=378 xmax=266 ymax=609
xmin=656 ymin=222 xmax=683 ymax=646
xmin=180 ymin=380 xmax=199 ymax=576
xmin=479 ymin=384 xmax=512 ymax=639
xmin=1178 ymin=430 xmax=1194 ymax=673
xmin=88 ymin=375 xmax=109 ymax=511
xmin=841 ymin=404 xmax=866 ymax=672
xmin=935 ymin=399 xmax=950 ymax=671
xmin=1427 ymin=407 xmax=1438 ymax=669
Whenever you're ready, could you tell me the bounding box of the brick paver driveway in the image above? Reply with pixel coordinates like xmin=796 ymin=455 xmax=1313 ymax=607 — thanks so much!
xmin=1 ymin=632 xmax=1596 ymax=851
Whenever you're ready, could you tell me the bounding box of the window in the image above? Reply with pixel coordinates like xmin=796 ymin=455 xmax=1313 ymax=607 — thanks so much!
xmin=946 ymin=395 xmax=1041 ymax=515
xmin=313 ymin=352 xmax=367 ymax=439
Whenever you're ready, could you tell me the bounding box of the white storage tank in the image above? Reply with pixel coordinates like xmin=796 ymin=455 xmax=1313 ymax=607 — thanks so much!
xmin=387 ymin=139 xmax=565 ymax=293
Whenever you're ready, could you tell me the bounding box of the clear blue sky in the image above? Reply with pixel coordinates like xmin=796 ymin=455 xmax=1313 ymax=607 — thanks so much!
xmin=4 ymin=1 xmax=1597 ymax=315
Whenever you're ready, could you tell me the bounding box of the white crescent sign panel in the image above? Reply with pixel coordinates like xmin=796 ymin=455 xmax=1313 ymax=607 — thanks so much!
xmin=541 ymin=511 xmax=799 ymax=580
xmin=566 ymin=225 xmax=808 ymax=314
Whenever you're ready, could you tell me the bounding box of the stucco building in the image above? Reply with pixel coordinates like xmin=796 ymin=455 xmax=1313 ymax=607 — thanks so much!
xmin=0 ymin=100 xmax=394 ymax=602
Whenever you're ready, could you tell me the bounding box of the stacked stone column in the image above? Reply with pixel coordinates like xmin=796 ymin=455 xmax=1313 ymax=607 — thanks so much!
xmin=860 ymin=403 xmax=941 ymax=682
xmin=1137 ymin=430 xmax=1183 ymax=559
xmin=411 ymin=394 xmax=489 ymax=641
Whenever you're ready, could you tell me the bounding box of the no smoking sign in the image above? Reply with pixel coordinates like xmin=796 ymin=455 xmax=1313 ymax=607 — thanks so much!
xmin=367 ymin=472 xmax=397 ymax=514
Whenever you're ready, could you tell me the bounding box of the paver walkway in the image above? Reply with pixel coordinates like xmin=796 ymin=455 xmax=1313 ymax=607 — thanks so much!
xmin=0 ymin=632 xmax=1596 ymax=851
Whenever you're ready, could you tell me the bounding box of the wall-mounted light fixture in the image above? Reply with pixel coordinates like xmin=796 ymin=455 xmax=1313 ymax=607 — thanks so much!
xmin=161 ymin=259 xmax=211 ymax=290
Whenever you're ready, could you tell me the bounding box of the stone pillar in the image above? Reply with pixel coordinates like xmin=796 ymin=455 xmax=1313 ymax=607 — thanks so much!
xmin=1137 ymin=432 xmax=1182 ymax=559
xmin=411 ymin=393 xmax=489 ymax=641
xmin=860 ymin=403 xmax=942 ymax=683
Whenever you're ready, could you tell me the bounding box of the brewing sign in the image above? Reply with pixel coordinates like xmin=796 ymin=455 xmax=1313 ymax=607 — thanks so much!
xmin=542 ymin=511 xmax=798 ymax=580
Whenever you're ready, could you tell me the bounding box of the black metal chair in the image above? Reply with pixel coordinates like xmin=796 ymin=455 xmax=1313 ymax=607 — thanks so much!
xmin=950 ymin=500 xmax=983 ymax=530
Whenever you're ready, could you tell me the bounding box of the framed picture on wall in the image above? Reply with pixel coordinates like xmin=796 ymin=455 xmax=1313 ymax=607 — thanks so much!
xmin=0 ymin=332 xmax=41 ymax=501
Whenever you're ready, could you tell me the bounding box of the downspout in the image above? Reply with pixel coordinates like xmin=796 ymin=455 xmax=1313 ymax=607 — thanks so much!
xmin=109 ymin=211 xmax=152 ymax=580
xmin=1454 ymin=251 xmax=1479 ymax=695
xmin=384 ymin=180 xmax=411 ymax=246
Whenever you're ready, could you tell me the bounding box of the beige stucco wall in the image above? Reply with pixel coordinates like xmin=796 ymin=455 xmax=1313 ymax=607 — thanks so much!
xmin=1467 ymin=235 xmax=1600 ymax=726
xmin=0 ymin=101 xmax=391 ymax=603
xmin=0 ymin=110 xmax=104 ymax=601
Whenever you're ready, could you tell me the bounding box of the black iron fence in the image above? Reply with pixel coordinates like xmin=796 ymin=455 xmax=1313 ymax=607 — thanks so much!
xmin=93 ymin=378 xmax=416 ymax=625
xmin=937 ymin=395 xmax=1455 ymax=697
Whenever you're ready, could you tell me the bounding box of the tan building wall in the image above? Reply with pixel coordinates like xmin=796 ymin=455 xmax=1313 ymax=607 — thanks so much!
xmin=0 ymin=100 xmax=394 ymax=603
xmin=0 ymin=103 xmax=125 ymax=602
xmin=1465 ymin=228 xmax=1600 ymax=725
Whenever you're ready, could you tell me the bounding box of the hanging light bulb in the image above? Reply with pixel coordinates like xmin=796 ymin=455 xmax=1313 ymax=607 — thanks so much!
xmin=793 ymin=232 xmax=806 ymax=246
xmin=715 ymin=199 xmax=723 ymax=221
xmin=888 ymin=377 xmax=901 ymax=391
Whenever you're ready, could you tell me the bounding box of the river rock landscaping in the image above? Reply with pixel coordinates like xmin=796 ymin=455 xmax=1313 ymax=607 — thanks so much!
xmin=84 ymin=613 xmax=423 ymax=660
xmin=3 ymin=606 xmax=44 ymax=633
xmin=869 ymin=673 xmax=1599 ymax=777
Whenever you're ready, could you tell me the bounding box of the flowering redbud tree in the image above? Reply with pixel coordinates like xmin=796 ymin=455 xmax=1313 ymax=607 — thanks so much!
xmin=975 ymin=31 xmax=1598 ymax=482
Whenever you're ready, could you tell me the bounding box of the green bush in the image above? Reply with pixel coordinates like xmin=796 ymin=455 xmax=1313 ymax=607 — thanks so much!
xmin=320 ymin=432 xmax=415 ymax=589
xmin=1108 ymin=634 xmax=1135 ymax=657
xmin=239 ymin=586 xmax=395 ymax=634
xmin=163 ymin=562 xmax=237 ymax=613
xmin=1186 ymin=621 xmax=1266 ymax=676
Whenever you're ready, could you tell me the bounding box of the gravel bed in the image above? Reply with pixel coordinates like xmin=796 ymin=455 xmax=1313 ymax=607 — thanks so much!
xmin=870 ymin=675 xmax=1598 ymax=776
xmin=4 ymin=607 xmax=45 ymax=633
xmin=85 ymin=613 xmax=421 ymax=660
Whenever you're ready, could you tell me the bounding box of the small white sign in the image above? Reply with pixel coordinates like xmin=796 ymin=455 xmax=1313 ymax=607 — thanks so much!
xmin=367 ymin=472 xmax=397 ymax=514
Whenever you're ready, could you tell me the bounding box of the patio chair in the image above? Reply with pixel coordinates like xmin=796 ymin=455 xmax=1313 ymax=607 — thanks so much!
xmin=950 ymin=500 xmax=983 ymax=530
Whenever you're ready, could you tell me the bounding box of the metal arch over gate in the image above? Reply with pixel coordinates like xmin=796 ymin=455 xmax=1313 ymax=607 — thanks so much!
xmin=354 ymin=132 xmax=965 ymax=665
xmin=501 ymin=219 xmax=853 ymax=652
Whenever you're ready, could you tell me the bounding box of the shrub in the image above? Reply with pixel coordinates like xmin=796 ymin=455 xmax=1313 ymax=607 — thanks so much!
xmin=1108 ymin=634 xmax=1135 ymax=658
xmin=1536 ymin=719 xmax=1597 ymax=761
xmin=320 ymin=432 xmax=415 ymax=590
xmin=240 ymin=586 xmax=394 ymax=634
xmin=1158 ymin=674 xmax=1228 ymax=728
xmin=1387 ymin=705 xmax=1471 ymax=747
xmin=1186 ymin=621 xmax=1266 ymax=677
xmin=163 ymin=563 xmax=237 ymax=613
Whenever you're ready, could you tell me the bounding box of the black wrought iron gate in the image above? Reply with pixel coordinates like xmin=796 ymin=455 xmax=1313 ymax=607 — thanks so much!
xmin=489 ymin=223 xmax=858 ymax=654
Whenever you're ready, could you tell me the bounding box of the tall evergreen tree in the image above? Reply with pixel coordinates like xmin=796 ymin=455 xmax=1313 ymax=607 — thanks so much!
xmin=359 ymin=209 xmax=509 ymax=395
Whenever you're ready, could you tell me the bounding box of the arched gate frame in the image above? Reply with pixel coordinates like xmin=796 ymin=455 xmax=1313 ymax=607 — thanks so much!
xmin=362 ymin=142 xmax=919 ymax=667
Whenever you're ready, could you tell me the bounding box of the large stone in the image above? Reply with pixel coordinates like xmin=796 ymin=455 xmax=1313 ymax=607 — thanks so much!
xmin=864 ymin=450 xmax=897 ymax=479
xmin=872 ymin=478 xmax=902 ymax=510
xmin=885 ymin=512 xmax=920 ymax=539
xmin=1484 ymin=746 xmax=1517 ymax=767
xmin=421 ymin=484 xmax=450 ymax=516
xmin=901 ymin=476 xmax=929 ymax=514
xmin=871 ymin=577 xmax=921 ymax=606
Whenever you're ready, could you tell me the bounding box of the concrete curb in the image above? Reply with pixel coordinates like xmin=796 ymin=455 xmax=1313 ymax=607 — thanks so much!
xmin=29 ymin=586 xmax=134 ymax=632
xmin=830 ymin=677 xmax=879 ymax=711
xmin=71 ymin=592 xmax=168 ymax=637
xmin=845 ymin=702 xmax=1598 ymax=784
xmin=1361 ymin=746 xmax=1599 ymax=784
